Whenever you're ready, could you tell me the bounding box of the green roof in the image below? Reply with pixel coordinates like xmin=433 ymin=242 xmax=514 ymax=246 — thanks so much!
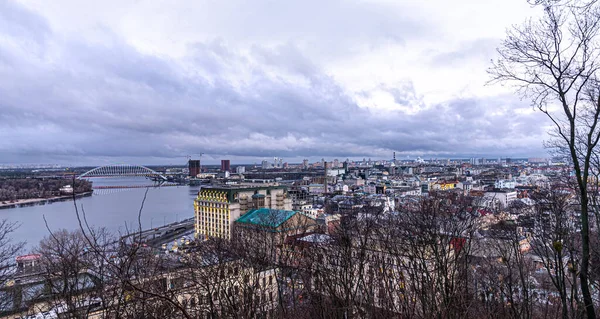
xmin=236 ymin=208 xmax=297 ymax=228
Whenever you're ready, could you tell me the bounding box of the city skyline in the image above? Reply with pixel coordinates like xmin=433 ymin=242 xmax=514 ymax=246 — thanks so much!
xmin=0 ymin=155 xmax=548 ymax=168
xmin=2 ymin=0 xmax=550 ymax=165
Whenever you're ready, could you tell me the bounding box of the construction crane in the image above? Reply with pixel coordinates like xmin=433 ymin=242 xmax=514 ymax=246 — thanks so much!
xmin=179 ymin=153 xmax=204 ymax=163
xmin=180 ymin=153 xmax=205 ymax=175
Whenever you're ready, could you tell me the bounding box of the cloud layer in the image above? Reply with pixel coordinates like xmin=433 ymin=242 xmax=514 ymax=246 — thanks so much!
xmin=1 ymin=0 xmax=549 ymax=165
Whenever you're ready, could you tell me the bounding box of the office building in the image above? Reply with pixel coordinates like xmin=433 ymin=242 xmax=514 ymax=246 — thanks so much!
xmin=188 ymin=160 xmax=200 ymax=177
xmin=302 ymin=159 xmax=309 ymax=169
xmin=261 ymin=160 xmax=270 ymax=169
xmin=221 ymin=159 xmax=231 ymax=172
xmin=194 ymin=185 xmax=293 ymax=239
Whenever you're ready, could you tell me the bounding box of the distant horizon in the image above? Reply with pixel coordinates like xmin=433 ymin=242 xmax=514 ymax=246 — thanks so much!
xmin=0 ymin=155 xmax=553 ymax=169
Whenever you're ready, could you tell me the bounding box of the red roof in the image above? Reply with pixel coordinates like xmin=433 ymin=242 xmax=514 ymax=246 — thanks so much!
xmin=477 ymin=208 xmax=493 ymax=216
xmin=450 ymin=237 xmax=466 ymax=252
xmin=16 ymin=254 xmax=41 ymax=262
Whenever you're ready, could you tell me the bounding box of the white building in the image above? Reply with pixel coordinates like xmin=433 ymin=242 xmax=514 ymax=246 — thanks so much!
xmin=495 ymin=179 xmax=516 ymax=189
xmin=326 ymin=168 xmax=346 ymax=177
xmin=484 ymin=190 xmax=517 ymax=209
xmin=299 ymin=204 xmax=323 ymax=219
xmin=261 ymin=160 xmax=270 ymax=169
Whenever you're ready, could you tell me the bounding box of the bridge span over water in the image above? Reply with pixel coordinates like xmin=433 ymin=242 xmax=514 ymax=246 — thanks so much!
xmin=77 ymin=165 xmax=168 ymax=181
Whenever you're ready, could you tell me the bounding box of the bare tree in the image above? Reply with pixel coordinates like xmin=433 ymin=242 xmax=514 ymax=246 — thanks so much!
xmin=0 ymin=220 xmax=23 ymax=314
xmin=482 ymin=222 xmax=538 ymax=319
xmin=302 ymin=206 xmax=380 ymax=318
xmin=530 ymin=187 xmax=581 ymax=318
xmin=490 ymin=1 xmax=600 ymax=316
xmin=383 ymin=192 xmax=479 ymax=318
xmin=35 ymin=229 xmax=103 ymax=319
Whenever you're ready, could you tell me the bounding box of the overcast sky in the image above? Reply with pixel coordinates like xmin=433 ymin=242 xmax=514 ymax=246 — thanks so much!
xmin=1 ymin=0 xmax=550 ymax=165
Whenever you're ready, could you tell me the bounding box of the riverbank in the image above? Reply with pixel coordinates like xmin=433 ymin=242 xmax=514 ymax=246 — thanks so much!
xmin=0 ymin=192 xmax=93 ymax=210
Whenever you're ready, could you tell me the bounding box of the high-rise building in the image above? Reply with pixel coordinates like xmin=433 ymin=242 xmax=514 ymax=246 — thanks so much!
xmin=194 ymin=185 xmax=292 ymax=239
xmin=188 ymin=160 xmax=200 ymax=177
xmin=261 ymin=160 xmax=270 ymax=169
xmin=471 ymin=158 xmax=482 ymax=166
xmin=302 ymin=159 xmax=309 ymax=169
xmin=221 ymin=159 xmax=231 ymax=172
xmin=236 ymin=166 xmax=246 ymax=174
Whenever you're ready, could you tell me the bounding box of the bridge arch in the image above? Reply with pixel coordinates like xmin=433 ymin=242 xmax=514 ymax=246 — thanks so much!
xmin=77 ymin=164 xmax=167 ymax=181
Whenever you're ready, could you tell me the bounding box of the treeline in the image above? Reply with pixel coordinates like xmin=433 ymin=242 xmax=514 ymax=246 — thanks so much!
xmin=0 ymin=178 xmax=92 ymax=202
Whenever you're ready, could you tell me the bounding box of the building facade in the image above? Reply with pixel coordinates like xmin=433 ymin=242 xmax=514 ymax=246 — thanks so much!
xmin=194 ymin=185 xmax=292 ymax=240
xmin=233 ymin=208 xmax=318 ymax=262
xmin=483 ymin=189 xmax=518 ymax=209
xmin=221 ymin=160 xmax=231 ymax=172
xmin=189 ymin=160 xmax=201 ymax=177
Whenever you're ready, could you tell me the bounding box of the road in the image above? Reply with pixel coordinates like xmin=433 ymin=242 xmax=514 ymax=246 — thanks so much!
xmin=121 ymin=218 xmax=195 ymax=249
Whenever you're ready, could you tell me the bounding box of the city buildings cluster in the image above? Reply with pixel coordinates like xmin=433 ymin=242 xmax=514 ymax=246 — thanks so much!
xmin=177 ymin=155 xmax=576 ymax=316
xmin=4 ymin=155 xmax=581 ymax=318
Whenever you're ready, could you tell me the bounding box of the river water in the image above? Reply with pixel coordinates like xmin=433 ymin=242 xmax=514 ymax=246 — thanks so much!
xmin=0 ymin=177 xmax=200 ymax=252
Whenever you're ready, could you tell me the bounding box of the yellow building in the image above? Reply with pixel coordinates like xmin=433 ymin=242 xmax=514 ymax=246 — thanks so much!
xmin=194 ymin=185 xmax=292 ymax=240
xmin=431 ymin=180 xmax=458 ymax=191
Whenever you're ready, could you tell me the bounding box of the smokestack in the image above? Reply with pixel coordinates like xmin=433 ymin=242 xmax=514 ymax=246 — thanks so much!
xmin=324 ymin=161 xmax=328 ymax=195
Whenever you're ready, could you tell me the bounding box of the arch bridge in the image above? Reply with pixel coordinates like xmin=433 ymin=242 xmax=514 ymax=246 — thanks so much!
xmin=78 ymin=165 xmax=168 ymax=181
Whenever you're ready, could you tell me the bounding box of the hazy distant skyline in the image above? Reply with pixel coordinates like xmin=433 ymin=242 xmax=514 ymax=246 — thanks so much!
xmin=0 ymin=155 xmax=538 ymax=168
xmin=1 ymin=0 xmax=550 ymax=165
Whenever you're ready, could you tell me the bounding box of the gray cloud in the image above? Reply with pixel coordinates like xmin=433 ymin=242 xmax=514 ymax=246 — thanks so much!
xmin=0 ymin=0 xmax=549 ymax=165
xmin=429 ymin=38 xmax=501 ymax=67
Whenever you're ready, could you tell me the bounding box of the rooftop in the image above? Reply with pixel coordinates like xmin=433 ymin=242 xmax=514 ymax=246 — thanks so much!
xmin=298 ymin=233 xmax=332 ymax=243
xmin=16 ymin=254 xmax=41 ymax=262
xmin=236 ymin=208 xmax=298 ymax=228
xmin=201 ymin=184 xmax=286 ymax=190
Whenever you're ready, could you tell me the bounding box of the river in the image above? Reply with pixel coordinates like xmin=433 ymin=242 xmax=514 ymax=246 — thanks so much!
xmin=0 ymin=177 xmax=200 ymax=252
